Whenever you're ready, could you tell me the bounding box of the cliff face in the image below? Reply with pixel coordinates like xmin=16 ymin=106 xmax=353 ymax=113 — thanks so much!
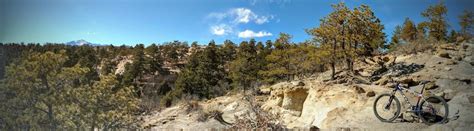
xmin=142 ymin=41 xmax=474 ymax=130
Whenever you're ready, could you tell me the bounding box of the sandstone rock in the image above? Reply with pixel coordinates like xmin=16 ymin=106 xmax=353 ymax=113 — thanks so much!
xmin=366 ymin=91 xmax=375 ymax=97
xmin=364 ymin=58 xmax=377 ymax=65
xmin=402 ymin=113 xmax=416 ymax=122
xmin=259 ymin=87 xmax=271 ymax=95
xmin=282 ymin=88 xmax=308 ymax=112
xmin=375 ymin=76 xmax=390 ymax=85
xmin=439 ymin=44 xmax=456 ymax=51
xmin=310 ymin=126 xmax=320 ymax=131
xmin=424 ymin=82 xmax=438 ymax=90
xmin=292 ymin=81 xmax=305 ymax=86
xmin=462 ymin=44 xmax=469 ymax=49
xmin=435 ymin=92 xmax=445 ymax=98
xmin=399 ymin=77 xmax=414 ymax=84
xmin=399 ymin=77 xmax=419 ymax=87
xmin=445 ymin=60 xmax=457 ymax=65
xmin=469 ymin=96 xmax=474 ymax=103
xmin=382 ymin=56 xmax=391 ymax=62
xmin=352 ymin=85 xmax=366 ymax=94
xmin=385 ymin=83 xmax=397 ymax=88
xmin=437 ymin=51 xmax=450 ymax=58
xmin=443 ymin=89 xmax=455 ymax=100
xmin=454 ymin=56 xmax=463 ymax=61
xmin=444 ymin=67 xmax=451 ymax=71
xmin=383 ymin=56 xmax=397 ymax=67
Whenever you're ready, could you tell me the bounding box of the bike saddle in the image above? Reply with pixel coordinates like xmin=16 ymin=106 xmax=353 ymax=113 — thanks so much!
xmin=420 ymin=80 xmax=430 ymax=84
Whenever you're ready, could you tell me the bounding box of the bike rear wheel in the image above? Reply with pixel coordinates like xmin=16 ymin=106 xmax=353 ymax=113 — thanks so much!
xmin=373 ymin=93 xmax=401 ymax=122
xmin=419 ymin=96 xmax=449 ymax=125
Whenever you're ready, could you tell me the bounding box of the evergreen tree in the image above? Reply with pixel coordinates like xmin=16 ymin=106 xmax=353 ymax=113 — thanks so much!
xmin=70 ymin=74 xmax=139 ymax=130
xmin=172 ymin=40 xmax=226 ymax=100
xmin=221 ymin=40 xmax=237 ymax=62
xmin=421 ymin=1 xmax=448 ymax=41
xmin=229 ymin=40 xmax=259 ymax=91
xmin=260 ymin=33 xmax=294 ymax=83
xmin=458 ymin=10 xmax=474 ymax=39
xmin=145 ymin=44 xmax=165 ymax=74
xmin=447 ymin=30 xmax=459 ymax=43
xmin=389 ymin=25 xmax=402 ymax=51
xmin=0 ymin=51 xmax=89 ymax=130
xmin=401 ymin=17 xmax=417 ymax=42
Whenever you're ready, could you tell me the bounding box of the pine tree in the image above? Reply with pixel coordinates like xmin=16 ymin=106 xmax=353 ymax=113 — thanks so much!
xmin=172 ymin=40 xmax=225 ymax=100
xmin=421 ymin=1 xmax=448 ymax=41
xmin=70 ymin=74 xmax=139 ymax=130
xmin=145 ymin=44 xmax=165 ymax=74
xmin=458 ymin=10 xmax=474 ymax=39
xmin=0 ymin=50 xmax=89 ymax=129
xmin=447 ymin=30 xmax=459 ymax=43
xmin=260 ymin=33 xmax=294 ymax=83
xmin=229 ymin=40 xmax=259 ymax=91
xmin=401 ymin=17 xmax=417 ymax=42
xmin=221 ymin=40 xmax=237 ymax=62
xmin=389 ymin=25 xmax=402 ymax=51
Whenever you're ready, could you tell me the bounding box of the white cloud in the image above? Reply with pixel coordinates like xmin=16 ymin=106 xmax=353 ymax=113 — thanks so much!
xmin=207 ymin=8 xmax=273 ymax=25
xmin=211 ymin=24 xmax=232 ymax=36
xmin=255 ymin=15 xmax=273 ymax=24
xmin=207 ymin=8 xmax=274 ymax=37
xmin=233 ymin=8 xmax=253 ymax=23
xmin=238 ymin=30 xmax=272 ymax=38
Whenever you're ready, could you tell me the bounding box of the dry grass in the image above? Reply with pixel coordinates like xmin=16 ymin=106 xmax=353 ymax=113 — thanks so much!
xmin=230 ymin=95 xmax=285 ymax=130
xmin=390 ymin=38 xmax=438 ymax=55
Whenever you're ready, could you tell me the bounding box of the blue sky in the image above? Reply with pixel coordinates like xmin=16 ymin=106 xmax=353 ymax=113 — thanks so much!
xmin=0 ymin=0 xmax=473 ymax=45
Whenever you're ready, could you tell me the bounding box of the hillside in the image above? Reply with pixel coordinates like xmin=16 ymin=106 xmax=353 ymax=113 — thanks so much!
xmin=141 ymin=41 xmax=474 ymax=130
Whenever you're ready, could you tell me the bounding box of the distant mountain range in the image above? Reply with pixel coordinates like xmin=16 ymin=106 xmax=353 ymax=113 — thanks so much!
xmin=65 ymin=39 xmax=102 ymax=46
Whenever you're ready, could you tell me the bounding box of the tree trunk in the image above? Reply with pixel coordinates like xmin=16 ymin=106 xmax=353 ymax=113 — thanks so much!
xmin=47 ymin=104 xmax=56 ymax=131
xmin=331 ymin=62 xmax=335 ymax=80
xmin=332 ymin=38 xmax=337 ymax=80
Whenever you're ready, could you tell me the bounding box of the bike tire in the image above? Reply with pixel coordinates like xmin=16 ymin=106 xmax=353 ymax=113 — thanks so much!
xmin=373 ymin=93 xmax=401 ymax=122
xmin=419 ymin=96 xmax=449 ymax=125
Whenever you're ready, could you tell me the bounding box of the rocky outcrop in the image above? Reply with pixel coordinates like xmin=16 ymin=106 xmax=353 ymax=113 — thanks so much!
xmin=141 ymin=41 xmax=474 ymax=130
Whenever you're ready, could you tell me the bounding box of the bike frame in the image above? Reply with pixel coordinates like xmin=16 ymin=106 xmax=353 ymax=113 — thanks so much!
xmin=386 ymin=83 xmax=431 ymax=113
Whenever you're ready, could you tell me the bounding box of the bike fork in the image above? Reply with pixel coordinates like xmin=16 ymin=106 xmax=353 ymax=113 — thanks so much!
xmin=385 ymin=94 xmax=396 ymax=110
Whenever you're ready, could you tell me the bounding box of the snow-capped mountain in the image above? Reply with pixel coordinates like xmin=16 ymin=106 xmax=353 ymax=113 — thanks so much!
xmin=66 ymin=39 xmax=102 ymax=46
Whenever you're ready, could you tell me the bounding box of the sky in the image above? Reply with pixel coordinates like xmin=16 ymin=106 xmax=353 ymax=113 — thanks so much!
xmin=0 ymin=0 xmax=473 ymax=46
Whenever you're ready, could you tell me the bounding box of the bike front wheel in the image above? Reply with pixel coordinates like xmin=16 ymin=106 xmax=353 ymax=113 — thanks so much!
xmin=373 ymin=93 xmax=401 ymax=122
xmin=419 ymin=96 xmax=449 ymax=125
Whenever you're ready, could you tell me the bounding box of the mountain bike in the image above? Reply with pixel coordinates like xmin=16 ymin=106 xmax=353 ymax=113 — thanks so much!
xmin=373 ymin=80 xmax=448 ymax=125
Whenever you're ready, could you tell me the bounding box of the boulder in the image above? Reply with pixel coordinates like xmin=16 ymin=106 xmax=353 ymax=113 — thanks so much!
xmin=437 ymin=51 xmax=450 ymax=58
xmin=402 ymin=113 xmax=416 ymax=122
xmin=366 ymin=91 xmax=376 ymax=97
xmin=443 ymin=89 xmax=455 ymax=100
